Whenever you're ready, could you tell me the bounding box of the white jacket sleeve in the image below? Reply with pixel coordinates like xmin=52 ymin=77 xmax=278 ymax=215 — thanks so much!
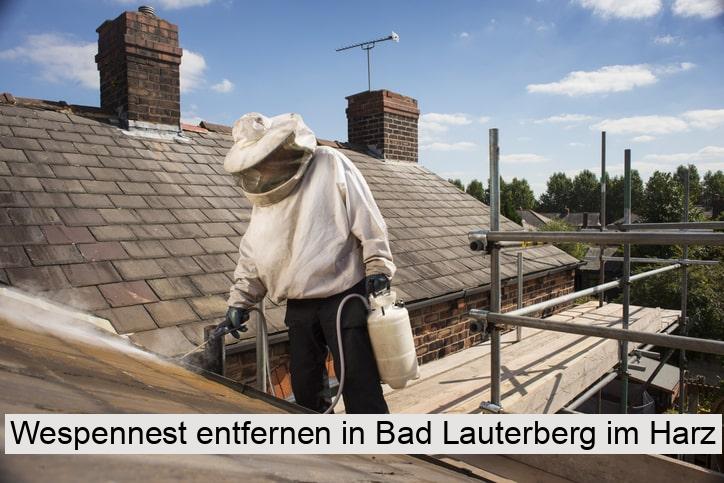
xmin=228 ymin=233 xmax=267 ymax=308
xmin=336 ymin=153 xmax=396 ymax=279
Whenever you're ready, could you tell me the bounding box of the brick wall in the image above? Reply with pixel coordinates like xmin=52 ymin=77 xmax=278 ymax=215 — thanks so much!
xmin=95 ymin=10 xmax=182 ymax=128
xmin=346 ymin=90 xmax=419 ymax=163
xmin=225 ymin=268 xmax=576 ymax=397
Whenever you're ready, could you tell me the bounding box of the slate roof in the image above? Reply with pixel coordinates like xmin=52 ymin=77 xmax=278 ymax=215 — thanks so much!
xmin=516 ymin=209 xmax=552 ymax=229
xmin=0 ymin=96 xmax=578 ymax=356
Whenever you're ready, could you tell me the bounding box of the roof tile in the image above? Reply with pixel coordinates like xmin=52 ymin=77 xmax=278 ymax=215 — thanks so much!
xmin=187 ymin=294 xmax=227 ymax=319
xmin=0 ymin=147 xmax=29 ymax=163
xmin=41 ymin=226 xmax=93 ymax=246
xmin=156 ymin=256 xmax=204 ymax=277
xmin=62 ymin=152 xmax=101 ymax=166
xmin=0 ymin=226 xmax=45 ymax=245
xmin=56 ymin=207 xmax=105 ymax=226
xmin=112 ymin=259 xmax=164 ymax=280
xmin=78 ymin=241 xmax=129 ymax=262
xmin=160 ymin=238 xmax=205 ymax=256
xmin=99 ymin=280 xmax=158 ymax=307
xmin=24 ymin=192 xmax=74 ymax=207
xmin=194 ymin=253 xmax=236 ymax=272
xmin=62 ymin=261 xmax=121 ymax=286
xmin=121 ymin=240 xmax=168 ymax=259
xmin=97 ymin=305 xmax=157 ymax=333
xmin=145 ymin=299 xmax=199 ymax=327
xmin=25 ymin=244 xmax=83 ymax=265
xmin=190 ymin=272 xmax=231 ymax=295
xmin=39 ymin=178 xmax=85 ymax=193
xmin=6 ymin=265 xmax=68 ymax=291
xmin=41 ymin=285 xmax=109 ymax=311
xmin=148 ymin=276 xmax=198 ymax=300
xmin=0 ymin=246 xmax=31 ymax=268
xmin=89 ymin=225 xmax=136 ymax=241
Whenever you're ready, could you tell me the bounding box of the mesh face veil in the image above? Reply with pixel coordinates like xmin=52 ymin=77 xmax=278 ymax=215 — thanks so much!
xmin=237 ymin=142 xmax=307 ymax=194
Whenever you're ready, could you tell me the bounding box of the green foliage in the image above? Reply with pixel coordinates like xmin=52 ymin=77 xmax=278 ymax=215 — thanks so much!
xmin=465 ymin=179 xmax=486 ymax=202
xmin=448 ymin=178 xmax=464 ymax=191
xmin=571 ymin=169 xmax=600 ymax=212
xmin=538 ymin=172 xmax=573 ymax=212
xmin=605 ymin=170 xmax=644 ymax=224
xmin=627 ymin=245 xmax=724 ymax=363
xmin=675 ymin=164 xmax=701 ymax=206
xmin=538 ymin=219 xmax=589 ymax=260
xmin=702 ymin=170 xmax=723 ymax=210
xmin=506 ymin=177 xmax=536 ymax=211
xmin=641 ymin=171 xmax=683 ymax=223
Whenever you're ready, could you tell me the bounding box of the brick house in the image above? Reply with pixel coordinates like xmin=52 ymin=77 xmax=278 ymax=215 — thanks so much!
xmin=0 ymin=7 xmax=579 ymax=398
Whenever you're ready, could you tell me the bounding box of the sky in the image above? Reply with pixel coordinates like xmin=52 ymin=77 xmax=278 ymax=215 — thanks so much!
xmin=1 ymin=0 xmax=723 ymax=196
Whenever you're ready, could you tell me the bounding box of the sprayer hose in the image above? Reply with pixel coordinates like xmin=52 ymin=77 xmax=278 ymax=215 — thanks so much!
xmin=323 ymin=293 xmax=370 ymax=415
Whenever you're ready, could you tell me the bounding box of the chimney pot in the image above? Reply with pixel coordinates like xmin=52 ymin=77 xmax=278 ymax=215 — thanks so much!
xmin=346 ymin=89 xmax=419 ymax=162
xmin=138 ymin=5 xmax=156 ymax=17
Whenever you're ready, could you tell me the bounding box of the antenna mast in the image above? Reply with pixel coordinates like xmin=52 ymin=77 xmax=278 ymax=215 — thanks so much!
xmin=336 ymin=32 xmax=399 ymax=91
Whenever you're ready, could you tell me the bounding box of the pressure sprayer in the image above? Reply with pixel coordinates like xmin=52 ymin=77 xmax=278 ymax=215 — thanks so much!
xmin=325 ymin=290 xmax=420 ymax=414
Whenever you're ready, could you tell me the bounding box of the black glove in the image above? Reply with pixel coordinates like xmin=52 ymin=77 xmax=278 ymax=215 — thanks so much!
xmin=365 ymin=273 xmax=390 ymax=298
xmin=213 ymin=307 xmax=250 ymax=339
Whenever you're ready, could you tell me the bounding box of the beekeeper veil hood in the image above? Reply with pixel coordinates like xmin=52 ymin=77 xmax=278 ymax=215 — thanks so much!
xmin=224 ymin=112 xmax=316 ymax=206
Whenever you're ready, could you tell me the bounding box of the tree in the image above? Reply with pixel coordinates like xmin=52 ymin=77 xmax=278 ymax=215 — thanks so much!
xmin=448 ymin=178 xmax=464 ymax=191
xmin=506 ymin=177 xmax=536 ymax=211
xmin=538 ymin=172 xmax=573 ymax=213
xmin=571 ymin=169 xmax=599 ymax=212
xmin=675 ymin=164 xmax=701 ymax=207
xmin=538 ymin=219 xmax=588 ymax=260
xmin=642 ymin=171 xmax=682 ymax=223
xmin=465 ymin=179 xmax=486 ymax=203
xmin=702 ymin=170 xmax=723 ymax=211
xmin=605 ymin=170 xmax=643 ymax=224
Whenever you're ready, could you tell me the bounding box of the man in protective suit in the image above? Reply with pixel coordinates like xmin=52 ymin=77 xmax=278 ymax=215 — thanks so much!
xmin=218 ymin=112 xmax=395 ymax=414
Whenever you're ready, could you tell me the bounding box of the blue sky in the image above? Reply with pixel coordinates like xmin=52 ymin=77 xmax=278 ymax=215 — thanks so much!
xmin=1 ymin=0 xmax=723 ymax=195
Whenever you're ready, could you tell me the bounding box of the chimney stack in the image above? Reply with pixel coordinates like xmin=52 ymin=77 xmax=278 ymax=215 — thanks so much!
xmin=346 ymin=89 xmax=419 ymax=163
xmin=96 ymin=6 xmax=182 ymax=131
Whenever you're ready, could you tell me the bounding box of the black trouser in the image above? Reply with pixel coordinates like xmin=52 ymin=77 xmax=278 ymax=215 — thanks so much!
xmin=285 ymin=279 xmax=389 ymax=414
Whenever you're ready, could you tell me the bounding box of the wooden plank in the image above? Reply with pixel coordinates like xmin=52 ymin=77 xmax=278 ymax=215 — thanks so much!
xmin=383 ymin=302 xmax=680 ymax=414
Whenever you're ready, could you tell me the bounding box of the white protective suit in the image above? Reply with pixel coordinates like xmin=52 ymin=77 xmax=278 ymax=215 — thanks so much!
xmin=225 ymin=114 xmax=395 ymax=308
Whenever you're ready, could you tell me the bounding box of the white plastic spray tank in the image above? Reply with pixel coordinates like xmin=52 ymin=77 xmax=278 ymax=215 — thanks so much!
xmin=366 ymin=291 xmax=420 ymax=389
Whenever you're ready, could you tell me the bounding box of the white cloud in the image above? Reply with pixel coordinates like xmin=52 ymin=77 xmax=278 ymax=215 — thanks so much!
xmin=642 ymin=146 xmax=724 ymax=168
xmin=653 ymin=34 xmax=681 ymax=45
xmin=528 ymin=63 xmax=694 ymax=97
xmin=180 ymin=49 xmax=207 ymax=93
xmin=534 ymin=113 xmax=594 ymax=124
xmin=568 ymin=142 xmax=586 ymax=147
xmin=592 ymin=115 xmax=688 ymax=134
xmin=682 ymin=109 xmax=724 ymax=129
xmin=576 ymin=0 xmax=662 ymax=19
xmin=478 ymin=116 xmax=491 ymax=124
xmin=211 ymin=78 xmax=234 ymax=93
xmin=672 ymin=0 xmax=724 ymax=18
xmin=0 ymin=33 xmax=98 ymax=89
xmin=632 ymin=135 xmax=656 ymax=142
xmin=421 ymin=113 xmax=473 ymax=126
xmin=458 ymin=32 xmax=470 ymax=39
xmin=501 ymin=153 xmax=550 ymax=164
xmin=421 ymin=142 xmax=477 ymax=152
xmin=653 ymin=62 xmax=695 ymax=75
xmin=115 ymin=0 xmax=213 ymax=9
xmin=527 ymin=65 xmax=656 ymax=96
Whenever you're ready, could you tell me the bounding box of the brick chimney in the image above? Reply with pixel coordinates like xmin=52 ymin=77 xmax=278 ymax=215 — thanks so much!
xmin=95 ymin=6 xmax=182 ymax=131
xmin=346 ymin=89 xmax=419 ymax=162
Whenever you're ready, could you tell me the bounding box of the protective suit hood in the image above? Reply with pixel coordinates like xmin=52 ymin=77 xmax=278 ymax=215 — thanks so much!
xmin=224 ymin=112 xmax=316 ymax=206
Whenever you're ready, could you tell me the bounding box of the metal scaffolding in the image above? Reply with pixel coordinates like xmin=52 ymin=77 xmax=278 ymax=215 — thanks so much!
xmin=470 ymin=128 xmax=724 ymax=415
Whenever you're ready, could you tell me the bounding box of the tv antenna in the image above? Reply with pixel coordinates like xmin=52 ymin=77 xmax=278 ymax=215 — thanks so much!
xmin=336 ymin=32 xmax=399 ymax=91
